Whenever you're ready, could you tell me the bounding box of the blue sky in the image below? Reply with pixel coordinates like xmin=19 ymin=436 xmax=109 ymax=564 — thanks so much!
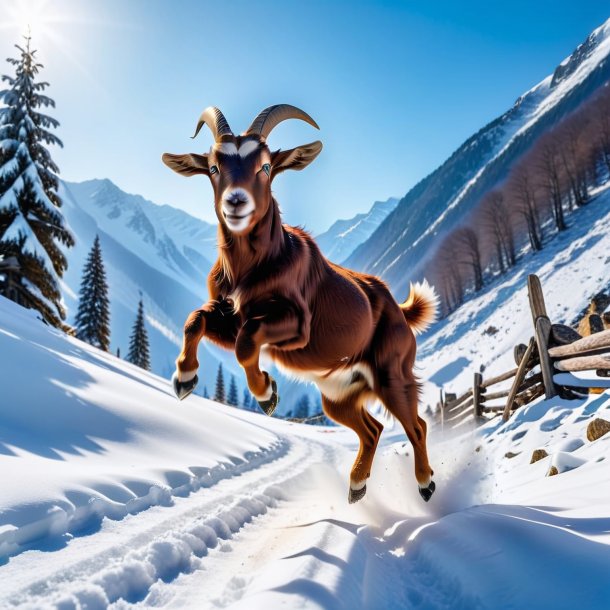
xmin=0 ymin=1 xmax=609 ymax=233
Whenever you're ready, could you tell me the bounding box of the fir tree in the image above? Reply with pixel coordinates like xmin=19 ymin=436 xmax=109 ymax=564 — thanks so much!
xmin=74 ymin=235 xmax=110 ymax=351
xmin=242 ymin=387 xmax=253 ymax=410
xmin=214 ymin=363 xmax=225 ymax=403
xmin=294 ymin=394 xmax=310 ymax=419
xmin=202 ymin=385 xmax=209 ymax=399
xmin=127 ymin=297 xmax=150 ymax=370
xmin=0 ymin=34 xmax=73 ymax=327
xmin=227 ymin=375 xmax=239 ymax=406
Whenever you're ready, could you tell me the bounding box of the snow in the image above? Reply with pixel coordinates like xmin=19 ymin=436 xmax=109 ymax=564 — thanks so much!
xmin=416 ymin=183 xmax=610 ymax=408
xmin=2 ymin=252 xmax=610 ymax=608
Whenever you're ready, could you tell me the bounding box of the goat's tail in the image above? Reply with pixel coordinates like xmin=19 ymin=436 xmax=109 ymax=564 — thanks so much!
xmin=400 ymin=279 xmax=439 ymax=335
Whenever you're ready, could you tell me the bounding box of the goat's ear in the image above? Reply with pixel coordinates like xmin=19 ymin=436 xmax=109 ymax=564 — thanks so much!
xmin=162 ymin=152 xmax=210 ymax=177
xmin=270 ymin=140 xmax=322 ymax=178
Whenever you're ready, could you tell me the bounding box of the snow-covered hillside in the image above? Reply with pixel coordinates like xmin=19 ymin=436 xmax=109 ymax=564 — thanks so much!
xmin=417 ymin=184 xmax=610 ymax=407
xmin=315 ymin=197 xmax=399 ymax=264
xmin=59 ymin=178 xmax=338 ymax=414
xmin=348 ymin=17 xmax=610 ymax=296
xmin=2 ymin=280 xmax=610 ymax=609
xmin=58 ymin=178 xmax=246 ymax=399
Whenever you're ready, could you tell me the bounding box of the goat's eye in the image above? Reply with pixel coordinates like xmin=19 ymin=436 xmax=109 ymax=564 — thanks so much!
xmin=262 ymin=163 xmax=271 ymax=176
xmin=209 ymin=165 xmax=219 ymax=175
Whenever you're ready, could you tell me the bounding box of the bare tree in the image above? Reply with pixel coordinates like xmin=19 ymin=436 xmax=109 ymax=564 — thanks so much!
xmin=536 ymin=133 xmax=567 ymax=232
xmin=557 ymin=119 xmax=590 ymax=207
xmin=427 ymin=235 xmax=466 ymax=315
xmin=593 ymin=88 xmax=610 ymax=177
xmin=509 ymin=165 xmax=543 ymax=252
xmin=479 ymin=190 xmax=516 ymax=274
xmin=455 ymin=227 xmax=484 ymax=292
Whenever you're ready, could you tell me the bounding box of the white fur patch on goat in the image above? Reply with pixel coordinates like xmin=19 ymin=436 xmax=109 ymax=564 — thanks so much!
xmin=217 ymin=142 xmax=238 ymax=156
xmin=273 ymin=362 xmax=374 ymax=402
xmin=221 ymin=188 xmax=255 ymax=233
xmin=238 ymin=140 xmax=260 ymax=158
xmin=177 ymin=369 xmax=197 ymax=383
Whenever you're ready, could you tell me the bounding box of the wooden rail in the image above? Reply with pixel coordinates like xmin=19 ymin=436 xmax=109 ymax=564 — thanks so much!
xmin=437 ymin=274 xmax=610 ymax=430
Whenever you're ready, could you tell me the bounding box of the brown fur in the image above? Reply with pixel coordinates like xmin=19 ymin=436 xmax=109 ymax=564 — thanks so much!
xmin=164 ymin=110 xmax=436 ymax=494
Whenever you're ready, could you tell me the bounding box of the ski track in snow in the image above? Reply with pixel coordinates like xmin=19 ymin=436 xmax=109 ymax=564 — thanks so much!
xmin=1 ymin=435 xmax=331 ymax=608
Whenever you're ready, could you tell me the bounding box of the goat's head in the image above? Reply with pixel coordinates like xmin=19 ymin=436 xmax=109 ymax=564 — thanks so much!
xmin=162 ymin=105 xmax=322 ymax=236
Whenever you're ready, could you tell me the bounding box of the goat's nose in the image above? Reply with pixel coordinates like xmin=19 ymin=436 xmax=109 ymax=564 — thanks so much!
xmin=225 ymin=192 xmax=248 ymax=207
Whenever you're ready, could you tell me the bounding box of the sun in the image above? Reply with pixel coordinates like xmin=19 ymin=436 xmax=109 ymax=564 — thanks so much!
xmin=2 ymin=0 xmax=56 ymax=39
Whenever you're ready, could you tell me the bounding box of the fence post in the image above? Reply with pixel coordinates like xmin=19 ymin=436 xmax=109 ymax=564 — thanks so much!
xmin=503 ymin=336 xmax=536 ymax=421
xmin=528 ymin=274 xmax=558 ymax=399
xmin=473 ymin=372 xmax=483 ymax=419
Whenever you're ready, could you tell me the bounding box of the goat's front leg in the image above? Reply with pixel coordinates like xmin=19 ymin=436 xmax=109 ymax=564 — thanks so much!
xmin=235 ymin=299 xmax=309 ymax=415
xmin=173 ymin=299 xmax=239 ymax=400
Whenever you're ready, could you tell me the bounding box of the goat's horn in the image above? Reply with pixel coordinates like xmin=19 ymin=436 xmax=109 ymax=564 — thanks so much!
xmin=191 ymin=107 xmax=233 ymax=141
xmin=245 ymin=104 xmax=319 ymax=139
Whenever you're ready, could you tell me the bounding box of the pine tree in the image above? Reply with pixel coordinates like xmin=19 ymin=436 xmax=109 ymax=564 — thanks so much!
xmin=127 ymin=297 xmax=150 ymax=370
xmin=202 ymin=385 xmax=209 ymax=399
xmin=0 ymin=34 xmax=73 ymax=327
xmin=294 ymin=394 xmax=310 ymax=419
xmin=74 ymin=235 xmax=110 ymax=350
xmin=242 ymin=387 xmax=253 ymax=410
xmin=227 ymin=375 xmax=239 ymax=406
xmin=214 ymin=364 xmax=225 ymax=403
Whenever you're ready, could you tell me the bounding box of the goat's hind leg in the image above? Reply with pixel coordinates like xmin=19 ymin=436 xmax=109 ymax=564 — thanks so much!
xmin=322 ymin=393 xmax=383 ymax=503
xmin=173 ymin=299 xmax=238 ymax=400
xmin=378 ymin=379 xmax=436 ymax=502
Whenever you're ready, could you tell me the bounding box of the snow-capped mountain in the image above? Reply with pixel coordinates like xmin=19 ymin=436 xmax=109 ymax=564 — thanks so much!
xmin=347 ymin=17 xmax=610 ymax=297
xmin=63 ymin=179 xmax=218 ymax=289
xmin=58 ymin=178 xmax=239 ymax=397
xmin=59 ymin=178 xmax=318 ymax=413
xmin=315 ymin=197 xmax=399 ymax=264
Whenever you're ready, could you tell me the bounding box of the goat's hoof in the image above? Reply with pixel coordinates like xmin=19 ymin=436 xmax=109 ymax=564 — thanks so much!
xmin=418 ymin=480 xmax=436 ymax=502
xmin=172 ymin=372 xmax=198 ymax=401
xmin=257 ymin=377 xmax=279 ymax=416
xmin=348 ymin=484 xmax=367 ymax=504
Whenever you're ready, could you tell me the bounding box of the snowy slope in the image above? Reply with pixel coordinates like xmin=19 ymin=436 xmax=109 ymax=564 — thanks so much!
xmin=1 ymin=290 xmax=610 ymax=609
xmin=416 ymin=183 xmax=610 ymax=408
xmin=348 ymin=17 xmax=610 ymax=296
xmin=59 ymin=178 xmax=321 ymax=413
xmin=58 ymin=179 xmax=251 ymax=401
xmin=315 ymin=197 xmax=399 ymax=263
xmin=63 ymin=179 xmax=217 ymax=291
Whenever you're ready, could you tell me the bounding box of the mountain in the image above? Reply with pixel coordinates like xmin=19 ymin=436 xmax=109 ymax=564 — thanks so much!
xmin=59 ymin=178 xmax=236 ymax=397
xmin=417 ymin=182 xmax=610 ymax=409
xmin=59 ymin=178 xmax=318 ymax=414
xmin=315 ymin=197 xmax=400 ymax=263
xmin=347 ymin=17 xmax=610 ymax=297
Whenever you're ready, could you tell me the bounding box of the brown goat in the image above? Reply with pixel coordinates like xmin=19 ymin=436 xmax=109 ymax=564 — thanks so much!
xmin=163 ymin=105 xmax=438 ymax=503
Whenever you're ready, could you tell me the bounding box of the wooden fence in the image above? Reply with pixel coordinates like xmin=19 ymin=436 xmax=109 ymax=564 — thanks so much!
xmin=437 ymin=274 xmax=610 ymax=429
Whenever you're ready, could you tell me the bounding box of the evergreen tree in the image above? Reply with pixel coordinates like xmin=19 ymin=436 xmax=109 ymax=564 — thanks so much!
xmin=214 ymin=363 xmax=225 ymax=403
xmin=294 ymin=394 xmax=310 ymax=419
xmin=74 ymin=235 xmax=110 ymax=351
xmin=202 ymin=385 xmax=209 ymax=399
xmin=242 ymin=387 xmax=253 ymax=410
xmin=0 ymin=34 xmax=73 ymax=327
xmin=227 ymin=375 xmax=239 ymax=406
xmin=127 ymin=297 xmax=150 ymax=370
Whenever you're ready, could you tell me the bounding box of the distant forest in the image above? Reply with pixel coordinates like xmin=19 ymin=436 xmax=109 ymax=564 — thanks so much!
xmin=426 ymin=84 xmax=610 ymax=316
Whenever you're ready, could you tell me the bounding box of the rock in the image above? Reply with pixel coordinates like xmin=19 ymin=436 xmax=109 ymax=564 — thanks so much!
xmin=547 ymin=466 xmax=559 ymax=477
xmin=475 ymin=446 xmax=482 ymax=453
xmin=586 ymin=418 xmax=610 ymax=442
xmin=530 ymin=449 xmax=548 ymax=464
xmin=505 ymin=451 xmax=520 ymax=459
xmin=551 ymin=323 xmax=581 ymax=346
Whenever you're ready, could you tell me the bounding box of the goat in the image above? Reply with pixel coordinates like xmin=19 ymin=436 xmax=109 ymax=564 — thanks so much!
xmin=162 ymin=105 xmax=438 ymax=503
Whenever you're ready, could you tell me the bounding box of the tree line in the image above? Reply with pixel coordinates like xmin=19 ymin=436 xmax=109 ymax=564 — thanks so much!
xmin=426 ymin=82 xmax=610 ymax=316
xmin=0 ymin=35 xmax=151 ymax=370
